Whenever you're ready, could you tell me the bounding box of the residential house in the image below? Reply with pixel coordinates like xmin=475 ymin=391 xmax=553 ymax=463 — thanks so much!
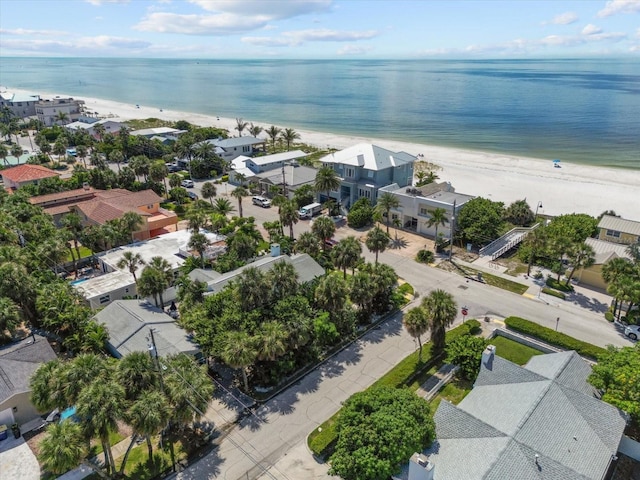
xmin=318 ymin=143 xmax=416 ymax=208
xmin=200 ymin=136 xmax=266 ymax=162
xmin=0 ymin=335 xmax=57 ymax=426
xmin=575 ymin=238 xmax=633 ymax=290
xmin=378 ymin=182 xmax=474 ymax=240
xmin=93 ymin=300 xmax=200 ymax=359
xmin=228 ymin=150 xmax=308 ymax=185
xmin=130 ymin=127 xmax=187 ymax=142
xmin=598 ymin=215 xmax=640 ymax=245
xmin=0 ymin=90 xmax=41 ymax=118
xmin=65 ymin=117 xmax=125 ymax=139
xmin=0 ymin=164 xmax=60 ymax=190
xmin=75 ymin=229 xmax=226 ymax=309
xmin=190 ymin=253 xmax=325 ymax=295
xmin=35 ymin=97 xmax=84 ymax=126
xmin=253 ymin=165 xmax=317 ymax=199
xmin=396 ymin=347 xmax=628 ymax=480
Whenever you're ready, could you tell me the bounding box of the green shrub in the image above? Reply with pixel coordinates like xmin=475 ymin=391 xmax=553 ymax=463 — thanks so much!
xmin=542 ymin=287 xmax=566 ymax=300
xmin=604 ymin=311 xmax=614 ymax=322
xmin=465 ymin=319 xmax=482 ymax=335
xmin=397 ymin=283 xmax=414 ymax=296
xmin=545 ymin=277 xmax=573 ymax=292
xmin=308 ymin=421 xmax=338 ymax=459
xmin=504 ymin=316 xmax=607 ymax=360
xmin=221 ymin=174 xmax=229 ymax=182
xmin=416 ymin=249 xmax=434 ymax=264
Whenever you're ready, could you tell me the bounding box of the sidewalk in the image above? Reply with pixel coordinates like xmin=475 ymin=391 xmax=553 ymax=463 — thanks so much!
xmin=415 ymin=363 xmax=458 ymax=400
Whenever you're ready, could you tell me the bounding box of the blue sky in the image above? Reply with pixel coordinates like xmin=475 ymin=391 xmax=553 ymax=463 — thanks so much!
xmin=1 ymin=0 xmax=638 ymax=58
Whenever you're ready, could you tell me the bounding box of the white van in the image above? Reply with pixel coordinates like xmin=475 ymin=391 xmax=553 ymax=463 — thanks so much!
xmin=299 ymin=202 xmax=322 ymax=219
xmin=252 ymin=196 xmax=271 ymax=208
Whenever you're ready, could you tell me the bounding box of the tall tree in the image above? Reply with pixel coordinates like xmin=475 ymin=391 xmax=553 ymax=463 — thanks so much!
xmin=116 ymin=251 xmax=145 ymax=285
xmin=265 ymin=125 xmax=281 ymax=151
xmin=231 ymin=186 xmax=249 ymax=218
xmin=279 ymin=128 xmax=300 ymax=151
xmin=331 ymin=236 xmax=362 ymax=278
xmin=38 ymin=422 xmax=95 ymax=477
xmin=220 ymin=330 xmax=257 ymax=392
xmin=376 ymin=192 xmax=400 ymax=234
xmin=426 ymin=207 xmax=449 ymax=251
xmin=403 ymin=306 xmax=429 ymax=359
xmin=267 ymin=260 xmax=299 ymax=302
xmin=201 ymin=181 xmax=217 ymax=206
xmin=312 ymin=215 xmax=336 ymax=251
xmin=365 ymin=226 xmax=390 ymax=263
xmin=314 ymin=165 xmax=340 ymax=203
xmin=422 ymin=289 xmax=457 ymax=356
xmin=127 ymin=390 xmax=171 ymax=462
xmin=235 ymin=118 xmax=249 ymax=137
xmin=295 ymin=231 xmax=321 ymax=257
xmin=525 ymin=225 xmax=548 ymax=276
xmin=256 ymin=321 xmax=289 ymax=361
xmin=505 ymin=199 xmax=535 ymax=226
xmin=279 ymin=199 xmax=299 ymax=240
xmin=109 ymin=149 xmax=124 ymax=173
xmin=149 ymin=160 xmax=169 ymax=198
xmin=248 ymin=122 xmax=263 ymax=138
xmin=188 ymin=231 xmax=210 ymax=268
xmin=60 ymin=212 xmax=84 ymax=261
xmin=565 ymin=242 xmax=596 ymax=286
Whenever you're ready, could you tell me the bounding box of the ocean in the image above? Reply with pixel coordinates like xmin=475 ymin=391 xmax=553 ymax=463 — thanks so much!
xmin=1 ymin=57 xmax=639 ymax=169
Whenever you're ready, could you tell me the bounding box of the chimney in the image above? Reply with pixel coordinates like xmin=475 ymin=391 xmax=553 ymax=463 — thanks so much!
xmin=408 ymin=453 xmax=434 ymax=480
xmin=270 ymin=243 xmax=281 ymax=257
xmin=482 ymin=345 xmax=496 ymax=370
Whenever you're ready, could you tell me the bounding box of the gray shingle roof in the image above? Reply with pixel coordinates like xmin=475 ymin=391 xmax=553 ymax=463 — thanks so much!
xmin=423 ymin=350 xmax=627 ymax=480
xmin=93 ymin=301 xmax=198 ymax=358
xmin=0 ymin=336 xmax=56 ymax=403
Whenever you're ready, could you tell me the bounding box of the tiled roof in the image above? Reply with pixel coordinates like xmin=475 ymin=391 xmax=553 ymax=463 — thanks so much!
xmin=598 ymin=215 xmax=640 ymax=236
xmin=97 ymin=189 xmax=162 ymax=209
xmin=0 ymin=164 xmax=59 ymax=183
xmin=423 ymin=351 xmax=628 ymax=480
xmin=76 ymin=200 xmax=150 ymax=224
xmin=29 ymin=187 xmax=96 ymax=205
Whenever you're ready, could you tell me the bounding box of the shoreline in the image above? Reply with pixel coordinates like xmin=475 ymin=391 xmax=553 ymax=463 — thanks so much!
xmin=5 ymin=86 xmax=640 ymax=219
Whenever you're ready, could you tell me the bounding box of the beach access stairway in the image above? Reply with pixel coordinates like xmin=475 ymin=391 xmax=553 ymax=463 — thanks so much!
xmin=479 ymin=224 xmax=540 ymax=261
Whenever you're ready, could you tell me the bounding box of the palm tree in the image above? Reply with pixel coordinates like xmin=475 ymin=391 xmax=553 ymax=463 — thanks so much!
xmin=422 ymin=289 xmax=457 ymax=356
xmin=76 ymin=380 xmax=125 ymax=475
xmin=130 ymin=155 xmax=151 ymax=182
xmin=266 ymin=125 xmax=281 ymax=151
xmin=331 ymin=236 xmax=362 ymax=278
xmin=138 ymin=257 xmax=173 ymax=307
xmin=220 ymin=331 xmax=257 ymax=392
xmin=565 ymin=242 xmax=596 ymax=286
xmin=201 ymin=182 xmax=217 ymax=206
xmin=38 ymin=422 xmax=88 ymax=476
xmin=149 ymin=161 xmax=169 ymax=198
xmin=10 ymin=143 xmax=22 ymax=163
xmin=231 ymin=186 xmax=249 ymax=217
xmin=505 ymin=199 xmax=534 ymax=226
xmin=312 ymin=215 xmax=336 ymax=251
xmin=236 ymin=266 xmax=270 ymax=311
xmin=55 ymin=111 xmax=69 ymax=125
xmin=116 ymin=351 xmax=158 ymax=400
xmin=268 ymin=260 xmax=299 ymax=302
xmin=280 ymin=128 xmax=300 ymax=151
xmin=0 ymin=144 xmax=8 ymax=166
xmin=116 ymin=251 xmax=145 ymax=285
xmin=109 ymin=149 xmax=124 ymax=173
xmin=365 ymin=226 xmax=390 ymax=263
xmin=249 ymin=122 xmax=263 ymax=138
xmin=127 ymin=390 xmax=171 ymax=462
xmin=189 ymin=232 xmax=210 ymax=268
xmin=235 ymin=118 xmax=249 ymax=137
xmin=525 ymin=226 xmax=548 ymax=276
xmin=314 ymin=274 xmax=348 ymax=319
xmin=256 ymin=321 xmax=289 ymax=361
xmin=212 ymin=197 xmax=235 ymax=217
xmin=76 ymin=144 xmax=89 ymax=168
xmin=60 ymin=212 xmax=84 ymax=260
xmin=314 ymin=165 xmax=340 ymax=204
xmin=426 ymin=207 xmax=449 ymax=252
xmin=0 ymin=297 xmax=21 ymax=338
xmin=376 ymin=192 xmax=400 ymax=234
xmin=168 ymin=172 xmax=182 ymax=189
xmin=295 ymin=231 xmax=321 ymax=257
xmin=279 ymin=199 xmax=299 ymax=240
xmin=120 ymin=211 xmax=144 ymax=243
xmin=53 ymin=140 xmax=67 ymax=164
xmin=602 ymin=257 xmax=634 ymax=316
xmin=403 ymin=306 xmax=429 ymax=360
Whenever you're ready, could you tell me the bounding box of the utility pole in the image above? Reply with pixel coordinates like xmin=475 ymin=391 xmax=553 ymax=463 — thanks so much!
xmin=448 ymin=199 xmax=456 ymax=262
xmin=281 ymin=161 xmax=287 ymax=197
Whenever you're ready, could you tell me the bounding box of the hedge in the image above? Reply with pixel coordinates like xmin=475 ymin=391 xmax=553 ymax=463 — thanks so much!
xmin=308 ymin=320 xmax=481 ymax=458
xmin=542 ymin=287 xmax=566 ymax=300
xmin=545 ymin=277 xmax=573 ymax=292
xmin=504 ymin=316 xmax=607 ymax=360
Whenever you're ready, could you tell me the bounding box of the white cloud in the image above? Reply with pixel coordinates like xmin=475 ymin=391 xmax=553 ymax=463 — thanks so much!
xmin=636 ymin=27 xmax=640 ymax=37
xmin=85 ymin=0 xmax=130 ymax=5
xmin=336 ymin=44 xmax=372 ymax=56
xmin=0 ymin=28 xmax=69 ymax=36
xmin=135 ymin=0 xmax=332 ymax=35
xmin=597 ymin=0 xmax=640 ymax=17
xmin=545 ymin=11 xmax=579 ymax=25
xmin=630 ymin=44 xmax=640 ymax=51
xmin=0 ymin=35 xmax=150 ymax=55
xmin=242 ymin=29 xmax=379 ymax=47
xmin=582 ymin=24 xmax=603 ymax=35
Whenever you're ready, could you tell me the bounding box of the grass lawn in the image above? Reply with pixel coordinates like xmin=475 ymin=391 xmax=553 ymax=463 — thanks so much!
xmin=490 ymin=335 xmax=543 ymax=365
xmin=430 ymin=377 xmax=473 ymax=412
xmin=117 ymin=436 xmax=188 ymax=480
xmin=65 ymin=246 xmax=93 ymax=262
xmin=463 ymin=266 xmax=528 ymax=295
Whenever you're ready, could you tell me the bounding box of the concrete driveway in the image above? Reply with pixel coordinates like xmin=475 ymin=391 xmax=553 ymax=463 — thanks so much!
xmin=0 ymin=435 xmax=40 ymax=480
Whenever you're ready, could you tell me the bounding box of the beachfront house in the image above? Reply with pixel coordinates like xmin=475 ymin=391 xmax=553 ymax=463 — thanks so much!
xmin=36 ymin=97 xmax=85 ymax=126
xmin=0 ymin=335 xmax=57 ymax=427
xmin=318 ymin=143 xmax=416 ymax=208
xmin=74 ymin=229 xmax=226 ymax=309
xmin=65 ymin=117 xmax=125 ymax=139
xmin=0 ymin=90 xmax=41 ymax=118
xmin=0 ymin=164 xmax=60 ymax=190
xmin=93 ymin=301 xmax=200 ymax=359
xmin=395 ymin=347 xmax=628 ymax=480
xmin=198 ymin=136 xmax=266 ymax=163
xmin=378 ymin=182 xmax=474 ymax=241
xmin=130 ymin=127 xmax=187 ymax=142
xmin=574 ymin=238 xmax=634 ymax=291
xmin=228 ymin=150 xmax=308 ymax=184
xmin=597 ymin=215 xmax=640 ymax=246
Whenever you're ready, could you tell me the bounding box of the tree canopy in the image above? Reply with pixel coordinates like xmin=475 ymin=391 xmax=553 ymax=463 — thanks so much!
xmin=456 ymin=197 xmax=505 ymax=246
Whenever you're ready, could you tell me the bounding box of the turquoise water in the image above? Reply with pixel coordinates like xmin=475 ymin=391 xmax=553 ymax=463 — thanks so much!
xmin=70 ymin=278 xmax=88 ymax=286
xmin=1 ymin=58 xmax=639 ymax=169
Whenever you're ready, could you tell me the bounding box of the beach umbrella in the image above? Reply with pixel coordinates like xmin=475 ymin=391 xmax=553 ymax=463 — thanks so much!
xmin=552 ymin=159 xmax=561 ymax=164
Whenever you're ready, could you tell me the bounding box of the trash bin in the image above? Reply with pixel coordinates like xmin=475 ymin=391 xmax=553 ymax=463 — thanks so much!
xmin=11 ymin=423 xmax=20 ymax=439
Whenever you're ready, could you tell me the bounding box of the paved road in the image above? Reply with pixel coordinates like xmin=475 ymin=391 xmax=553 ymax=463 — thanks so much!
xmin=175 ymin=210 xmax=629 ymax=480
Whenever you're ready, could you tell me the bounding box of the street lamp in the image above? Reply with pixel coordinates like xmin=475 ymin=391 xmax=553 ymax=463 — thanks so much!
xmin=534 ymin=201 xmax=543 ymax=220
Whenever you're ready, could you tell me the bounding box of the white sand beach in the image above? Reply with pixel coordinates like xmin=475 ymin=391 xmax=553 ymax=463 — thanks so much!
xmin=9 ymin=87 xmax=640 ymax=219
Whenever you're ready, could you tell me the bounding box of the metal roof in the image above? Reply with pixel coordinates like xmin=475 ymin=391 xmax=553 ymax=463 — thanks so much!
xmin=320 ymin=143 xmax=416 ymax=171
xmin=585 ymin=238 xmax=633 ymax=264
xmin=250 ymin=150 xmax=307 ymax=166
xmin=598 ymin=215 xmax=640 ymax=236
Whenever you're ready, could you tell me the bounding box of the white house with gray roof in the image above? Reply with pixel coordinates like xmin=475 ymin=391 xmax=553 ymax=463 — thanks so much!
xmin=396 ymin=347 xmax=628 ymax=480
xmin=93 ymin=300 xmax=199 ymax=359
xmin=319 ymin=143 xmax=416 ymax=208
xmin=200 ymin=136 xmax=266 ymax=162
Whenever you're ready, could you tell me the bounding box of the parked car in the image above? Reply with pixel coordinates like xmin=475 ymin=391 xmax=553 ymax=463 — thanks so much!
xmin=624 ymin=324 xmax=639 ymax=340
xmin=299 ymin=202 xmax=322 ymax=219
xmin=187 ymin=191 xmax=198 ymax=200
xmin=324 ymin=238 xmax=339 ymax=249
xmin=181 ymin=179 xmax=195 ymax=188
xmin=252 ymin=196 xmax=271 ymax=208
xmin=166 ymin=162 xmax=179 ymax=173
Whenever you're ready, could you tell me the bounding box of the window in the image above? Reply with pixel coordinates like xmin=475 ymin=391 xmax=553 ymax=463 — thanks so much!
xmin=243 ymin=146 xmax=251 ymax=152
xmin=147 ymin=204 xmax=154 ymax=209
xmin=99 ymin=295 xmax=111 ymax=304
xmin=419 ymin=207 xmax=429 ymax=216
xmin=606 ymin=229 xmax=621 ymax=238
xmin=367 ymin=170 xmax=374 ymax=178
xmin=345 ymin=167 xmax=355 ymax=178
xmin=358 ymin=188 xmax=371 ymax=199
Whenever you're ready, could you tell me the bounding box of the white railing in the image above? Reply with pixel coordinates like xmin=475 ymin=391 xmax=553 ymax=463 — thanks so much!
xmin=479 ymin=223 xmax=540 ymax=260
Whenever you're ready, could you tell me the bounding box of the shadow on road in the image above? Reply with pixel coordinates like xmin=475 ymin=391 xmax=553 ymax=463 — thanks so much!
xmin=567 ymin=291 xmax=609 ymax=313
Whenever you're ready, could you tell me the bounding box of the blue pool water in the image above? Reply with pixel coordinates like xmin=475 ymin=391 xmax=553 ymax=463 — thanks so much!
xmin=70 ymin=278 xmax=88 ymax=286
